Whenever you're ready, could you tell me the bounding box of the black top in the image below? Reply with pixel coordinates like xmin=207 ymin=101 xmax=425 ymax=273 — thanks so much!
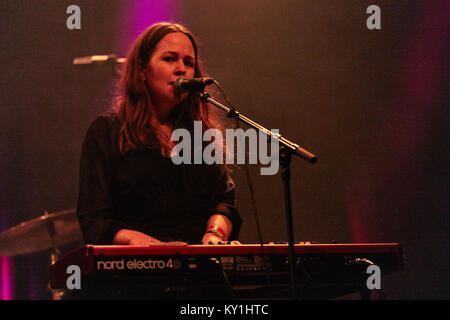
xmin=76 ymin=113 xmax=242 ymax=244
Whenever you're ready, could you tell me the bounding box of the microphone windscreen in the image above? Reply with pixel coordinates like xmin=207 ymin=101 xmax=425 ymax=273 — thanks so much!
xmin=174 ymin=76 xmax=189 ymax=93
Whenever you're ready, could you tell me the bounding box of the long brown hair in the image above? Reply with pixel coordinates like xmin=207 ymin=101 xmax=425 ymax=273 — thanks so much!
xmin=112 ymin=22 xmax=225 ymax=158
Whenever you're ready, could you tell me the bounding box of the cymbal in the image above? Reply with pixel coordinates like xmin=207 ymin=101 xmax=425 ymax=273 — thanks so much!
xmin=0 ymin=209 xmax=84 ymax=256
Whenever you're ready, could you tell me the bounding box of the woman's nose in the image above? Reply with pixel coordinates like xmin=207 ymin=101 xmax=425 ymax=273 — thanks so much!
xmin=174 ymin=60 xmax=187 ymax=76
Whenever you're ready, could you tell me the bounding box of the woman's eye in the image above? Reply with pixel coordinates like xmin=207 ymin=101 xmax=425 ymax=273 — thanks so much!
xmin=184 ymin=61 xmax=194 ymax=67
xmin=163 ymin=56 xmax=175 ymax=62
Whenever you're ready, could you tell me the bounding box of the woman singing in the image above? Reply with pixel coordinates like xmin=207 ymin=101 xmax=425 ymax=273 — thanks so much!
xmin=76 ymin=22 xmax=242 ymax=246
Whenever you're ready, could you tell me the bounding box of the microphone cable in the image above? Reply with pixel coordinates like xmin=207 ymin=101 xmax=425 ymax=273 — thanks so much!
xmin=210 ymin=80 xmax=273 ymax=299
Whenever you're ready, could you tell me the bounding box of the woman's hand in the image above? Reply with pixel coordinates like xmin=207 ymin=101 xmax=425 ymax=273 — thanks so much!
xmin=201 ymin=232 xmax=242 ymax=245
xmin=201 ymin=232 xmax=224 ymax=245
xmin=113 ymin=229 xmax=163 ymax=246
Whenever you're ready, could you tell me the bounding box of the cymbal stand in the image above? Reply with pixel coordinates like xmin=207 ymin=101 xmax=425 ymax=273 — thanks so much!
xmin=43 ymin=211 xmax=65 ymax=300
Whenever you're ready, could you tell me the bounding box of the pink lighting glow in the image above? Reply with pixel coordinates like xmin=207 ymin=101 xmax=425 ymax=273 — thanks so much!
xmin=117 ymin=0 xmax=177 ymax=55
xmin=1 ymin=256 xmax=13 ymax=300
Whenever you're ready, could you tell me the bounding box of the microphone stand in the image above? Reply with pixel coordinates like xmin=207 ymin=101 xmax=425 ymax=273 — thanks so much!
xmin=73 ymin=54 xmax=125 ymax=78
xmin=198 ymin=91 xmax=317 ymax=300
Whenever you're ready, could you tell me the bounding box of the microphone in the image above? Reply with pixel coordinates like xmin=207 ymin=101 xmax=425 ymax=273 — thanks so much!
xmin=174 ymin=76 xmax=215 ymax=93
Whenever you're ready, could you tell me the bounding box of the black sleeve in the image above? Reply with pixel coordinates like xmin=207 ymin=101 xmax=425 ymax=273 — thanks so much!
xmin=76 ymin=116 xmax=128 ymax=244
xmin=211 ymin=168 xmax=243 ymax=240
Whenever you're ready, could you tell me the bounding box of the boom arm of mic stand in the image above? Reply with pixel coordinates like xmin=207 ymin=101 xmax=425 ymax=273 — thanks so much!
xmin=198 ymin=92 xmax=317 ymax=164
xmin=199 ymin=91 xmax=317 ymax=299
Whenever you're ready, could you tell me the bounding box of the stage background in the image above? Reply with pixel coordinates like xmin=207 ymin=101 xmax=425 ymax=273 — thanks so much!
xmin=0 ymin=0 xmax=448 ymax=299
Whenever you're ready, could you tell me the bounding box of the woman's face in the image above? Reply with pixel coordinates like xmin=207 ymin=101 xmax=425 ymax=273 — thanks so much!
xmin=142 ymin=32 xmax=196 ymax=111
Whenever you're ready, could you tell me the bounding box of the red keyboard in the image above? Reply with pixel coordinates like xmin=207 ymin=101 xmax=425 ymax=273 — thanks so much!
xmin=49 ymin=242 xmax=403 ymax=299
